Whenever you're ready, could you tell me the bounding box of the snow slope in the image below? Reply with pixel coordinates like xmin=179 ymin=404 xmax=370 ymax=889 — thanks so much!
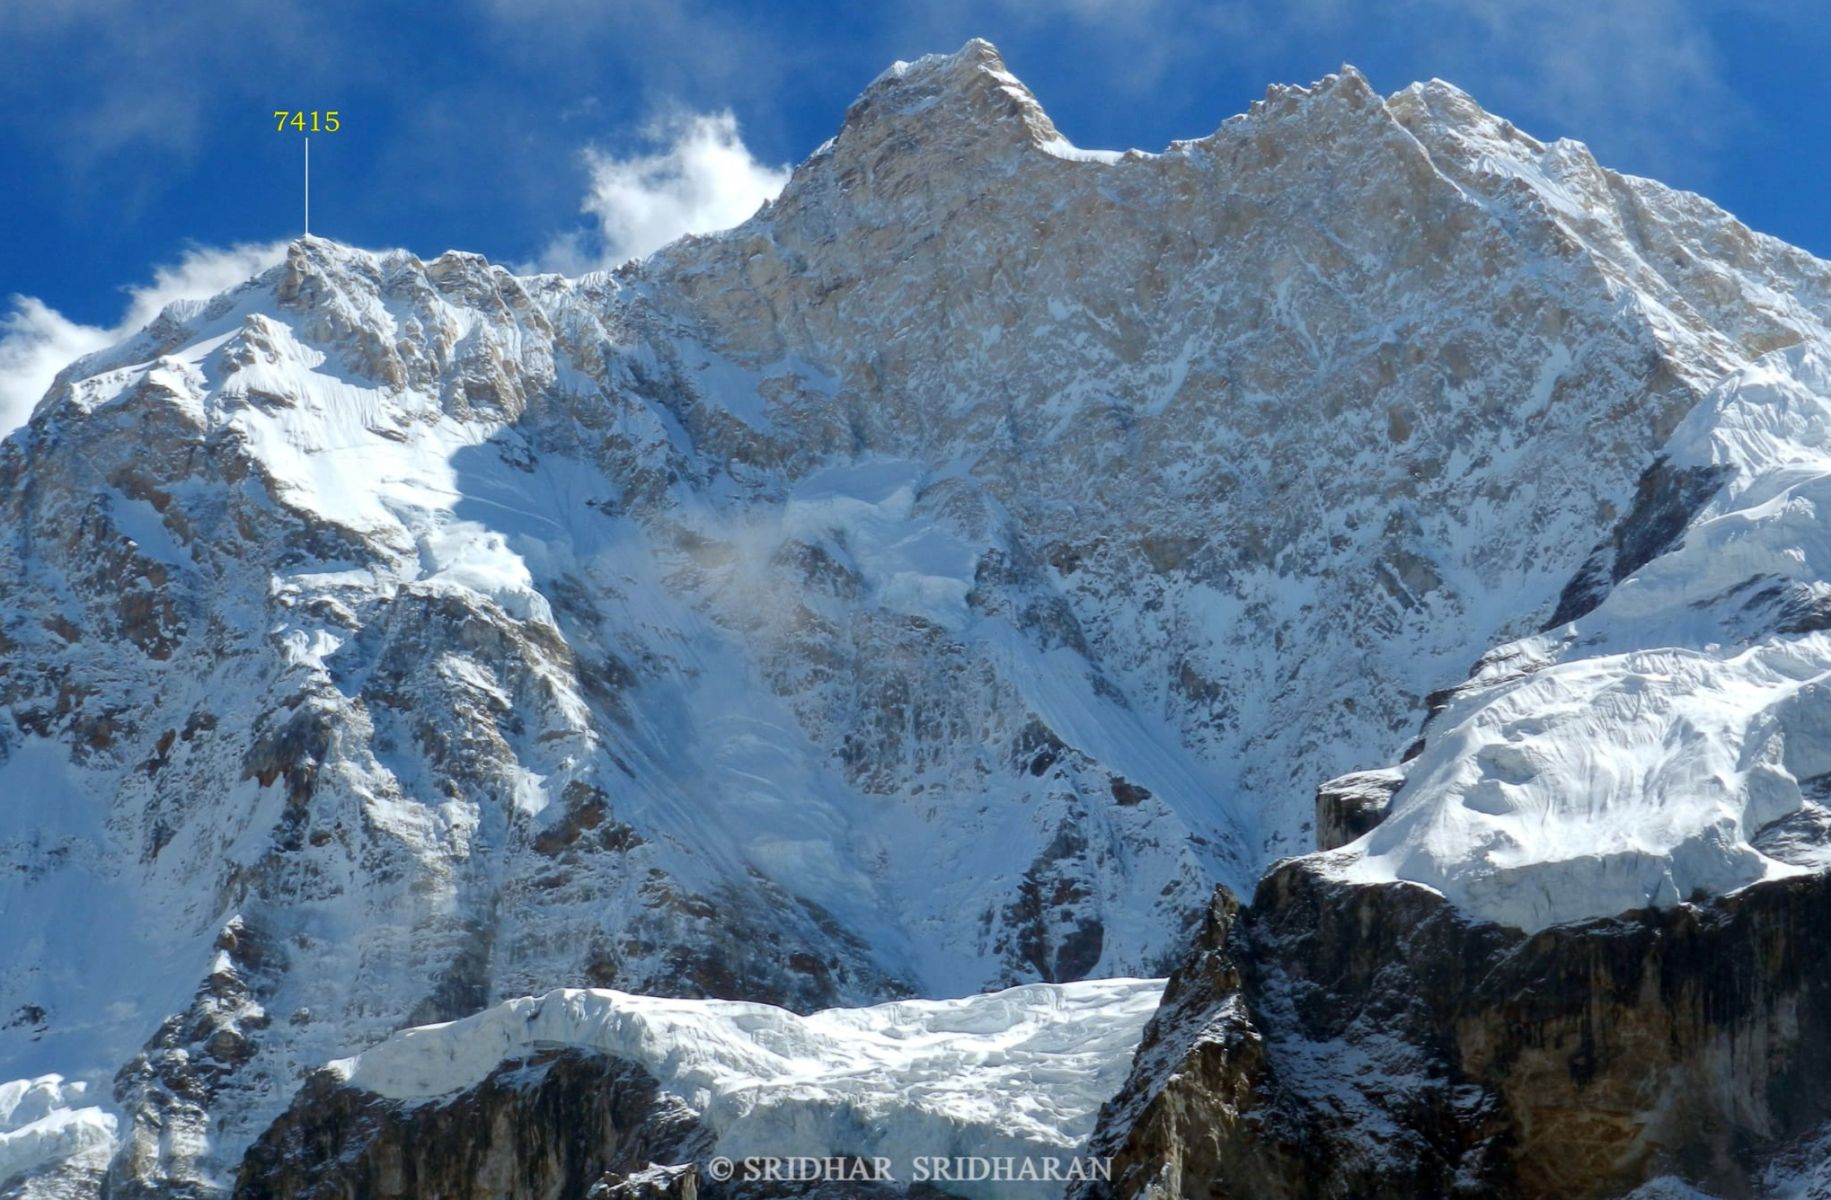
xmin=331 ymin=979 xmax=1161 ymax=1198
xmin=0 ymin=1076 xmax=113 ymax=1191
xmin=1329 ymin=345 xmax=1831 ymax=929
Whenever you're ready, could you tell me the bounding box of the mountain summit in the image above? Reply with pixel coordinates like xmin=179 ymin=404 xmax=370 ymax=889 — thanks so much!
xmin=4 ymin=39 xmax=1831 ymax=1197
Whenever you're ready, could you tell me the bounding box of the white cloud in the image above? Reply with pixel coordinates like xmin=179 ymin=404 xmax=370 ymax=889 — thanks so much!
xmin=0 ymin=240 xmax=288 ymax=441
xmin=0 ymin=301 xmax=113 ymax=442
xmin=540 ymin=110 xmax=790 ymax=274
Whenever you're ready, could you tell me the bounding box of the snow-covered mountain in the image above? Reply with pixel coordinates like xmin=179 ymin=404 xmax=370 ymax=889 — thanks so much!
xmin=1327 ymin=344 xmax=1831 ymax=928
xmin=4 ymin=37 xmax=1831 ymax=1198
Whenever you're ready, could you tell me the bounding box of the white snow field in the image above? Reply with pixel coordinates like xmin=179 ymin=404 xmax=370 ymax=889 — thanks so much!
xmin=0 ymin=1076 xmax=115 ymax=1188
xmin=1329 ymin=346 xmax=1831 ymax=930
xmin=334 ymin=980 xmax=1164 ymax=1197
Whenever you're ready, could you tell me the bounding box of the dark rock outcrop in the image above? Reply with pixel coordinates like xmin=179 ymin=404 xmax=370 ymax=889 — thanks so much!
xmin=589 ymin=1163 xmax=699 ymax=1199
xmin=1078 ymin=862 xmax=1831 ymax=1199
xmin=233 ymin=1049 xmax=707 ymax=1200
xmin=232 ymin=1048 xmax=971 ymax=1200
xmin=1546 ymin=457 xmax=1734 ymax=628
xmin=1313 ymin=768 xmax=1402 ymax=851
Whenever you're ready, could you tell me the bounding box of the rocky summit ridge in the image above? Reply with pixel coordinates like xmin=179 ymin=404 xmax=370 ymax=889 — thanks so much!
xmin=2 ymin=38 xmax=1831 ymax=1198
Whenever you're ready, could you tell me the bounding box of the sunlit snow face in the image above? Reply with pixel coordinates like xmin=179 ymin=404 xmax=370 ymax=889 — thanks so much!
xmin=330 ymin=978 xmax=1163 ymax=1200
xmin=1333 ymin=348 xmax=1831 ymax=929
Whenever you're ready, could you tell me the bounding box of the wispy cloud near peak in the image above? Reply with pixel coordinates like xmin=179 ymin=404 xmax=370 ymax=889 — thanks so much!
xmin=0 ymin=240 xmax=288 ymax=441
xmin=540 ymin=110 xmax=790 ymax=275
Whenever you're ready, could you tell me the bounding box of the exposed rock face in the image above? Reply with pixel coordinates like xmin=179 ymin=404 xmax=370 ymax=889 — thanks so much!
xmin=1313 ymin=768 xmax=1401 ymax=851
xmin=6 ymin=35 xmax=1831 ymax=1198
xmin=234 ymin=1049 xmax=705 ymax=1200
xmin=590 ymin=1163 xmax=698 ymax=1199
xmin=1080 ymin=864 xmax=1831 ymax=1199
xmin=1545 ymin=456 xmax=1737 ymax=628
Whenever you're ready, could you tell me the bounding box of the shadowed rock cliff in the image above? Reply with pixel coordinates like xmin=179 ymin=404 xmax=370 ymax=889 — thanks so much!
xmin=1079 ymin=865 xmax=1831 ymax=1199
xmin=233 ymin=1049 xmax=705 ymax=1200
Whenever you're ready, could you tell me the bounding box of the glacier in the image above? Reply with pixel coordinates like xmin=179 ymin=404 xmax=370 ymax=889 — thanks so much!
xmin=1328 ymin=345 xmax=1831 ymax=929
xmin=324 ymin=979 xmax=1161 ymax=1200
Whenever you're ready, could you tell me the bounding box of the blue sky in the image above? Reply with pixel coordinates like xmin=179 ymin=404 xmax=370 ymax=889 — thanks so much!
xmin=1 ymin=0 xmax=1828 ymax=428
